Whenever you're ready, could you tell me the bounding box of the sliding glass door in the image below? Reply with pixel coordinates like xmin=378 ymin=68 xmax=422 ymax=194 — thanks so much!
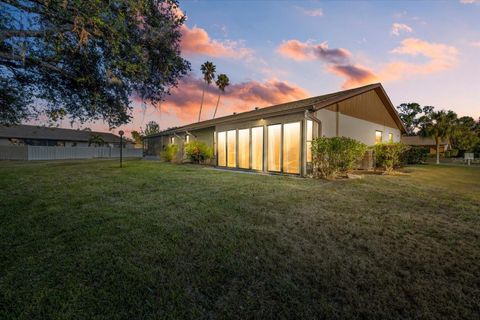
xmin=251 ymin=127 xmax=263 ymax=170
xmin=267 ymin=124 xmax=282 ymax=172
xmin=238 ymin=129 xmax=250 ymax=169
xmin=283 ymin=122 xmax=301 ymax=174
xmin=227 ymin=130 xmax=236 ymax=168
xmin=217 ymin=131 xmax=226 ymax=167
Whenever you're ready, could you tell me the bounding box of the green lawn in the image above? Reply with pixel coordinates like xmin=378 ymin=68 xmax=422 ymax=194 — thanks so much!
xmin=1 ymin=160 xmax=479 ymax=319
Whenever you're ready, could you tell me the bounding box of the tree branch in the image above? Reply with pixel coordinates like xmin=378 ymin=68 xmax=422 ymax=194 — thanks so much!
xmin=0 ymin=51 xmax=73 ymax=78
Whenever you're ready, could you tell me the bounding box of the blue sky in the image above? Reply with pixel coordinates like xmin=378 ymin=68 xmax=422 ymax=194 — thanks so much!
xmin=65 ymin=0 xmax=480 ymax=134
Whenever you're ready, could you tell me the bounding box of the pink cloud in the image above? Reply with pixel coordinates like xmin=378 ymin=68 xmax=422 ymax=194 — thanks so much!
xmin=278 ymin=37 xmax=458 ymax=89
xmin=278 ymin=40 xmax=351 ymax=63
xmin=328 ymin=65 xmax=379 ymax=89
xmin=180 ymin=25 xmax=253 ymax=59
xmin=144 ymin=75 xmax=309 ymax=123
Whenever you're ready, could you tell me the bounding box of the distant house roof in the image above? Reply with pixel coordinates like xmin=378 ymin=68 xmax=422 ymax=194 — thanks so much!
xmin=147 ymin=83 xmax=406 ymax=137
xmin=401 ymin=135 xmax=449 ymax=146
xmin=0 ymin=124 xmax=122 ymax=143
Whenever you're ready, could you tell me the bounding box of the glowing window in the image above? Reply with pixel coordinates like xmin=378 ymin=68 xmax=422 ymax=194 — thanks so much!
xmin=217 ymin=131 xmax=226 ymax=166
xmin=375 ymin=130 xmax=382 ymax=144
xmin=227 ymin=130 xmax=236 ymax=168
xmin=283 ymin=122 xmax=301 ymax=174
xmin=251 ymin=127 xmax=263 ymax=170
xmin=388 ymin=133 xmax=393 ymax=143
xmin=267 ymin=124 xmax=281 ymax=171
xmin=238 ymin=129 xmax=250 ymax=169
xmin=306 ymin=120 xmax=313 ymax=162
xmin=170 ymin=136 xmax=174 ymax=144
xmin=185 ymin=135 xmax=190 ymax=143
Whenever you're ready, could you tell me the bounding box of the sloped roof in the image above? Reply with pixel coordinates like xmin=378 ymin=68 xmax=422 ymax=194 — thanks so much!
xmin=401 ymin=135 xmax=449 ymax=146
xmin=0 ymin=124 xmax=122 ymax=143
xmin=148 ymin=83 xmax=406 ymax=137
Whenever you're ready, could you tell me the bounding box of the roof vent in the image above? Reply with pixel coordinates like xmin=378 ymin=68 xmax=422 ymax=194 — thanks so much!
xmin=254 ymin=107 xmax=259 ymax=110
xmin=233 ymin=112 xmax=237 ymax=115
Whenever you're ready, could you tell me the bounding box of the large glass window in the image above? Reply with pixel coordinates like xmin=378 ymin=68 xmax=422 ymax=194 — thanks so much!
xmin=268 ymin=124 xmax=281 ymax=171
xmin=375 ymin=130 xmax=382 ymax=144
xmin=238 ymin=129 xmax=250 ymax=169
xmin=227 ymin=130 xmax=236 ymax=168
xmin=251 ymin=127 xmax=263 ymax=170
xmin=306 ymin=120 xmax=313 ymax=163
xmin=283 ymin=122 xmax=301 ymax=174
xmin=217 ymin=131 xmax=226 ymax=166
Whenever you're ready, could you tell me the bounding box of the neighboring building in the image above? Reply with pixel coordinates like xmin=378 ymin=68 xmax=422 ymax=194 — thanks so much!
xmin=401 ymin=135 xmax=450 ymax=154
xmin=144 ymin=83 xmax=406 ymax=176
xmin=0 ymin=124 xmax=131 ymax=148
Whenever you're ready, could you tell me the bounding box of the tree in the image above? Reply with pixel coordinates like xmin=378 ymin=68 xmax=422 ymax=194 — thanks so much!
xmin=88 ymin=134 xmax=105 ymax=147
xmin=451 ymin=116 xmax=480 ymax=153
xmin=198 ymin=61 xmax=216 ymax=122
xmin=131 ymin=130 xmax=143 ymax=145
xmin=0 ymin=0 xmax=190 ymax=127
xmin=419 ymin=109 xmax=458 ymax=164
xmin=141 ymin=121 xmax=160 ymax=136
xmin=212 ymin=74 xmax=229 ymax=119
xmin=396 ymin=103 xmax=422 ymax=135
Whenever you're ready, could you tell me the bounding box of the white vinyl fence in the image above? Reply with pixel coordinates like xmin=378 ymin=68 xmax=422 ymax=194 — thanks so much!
xmin=0 ymin=146 xmax=142 ymax=161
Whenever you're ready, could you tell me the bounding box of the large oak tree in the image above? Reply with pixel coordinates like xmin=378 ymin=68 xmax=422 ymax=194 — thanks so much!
xmin=0 ymin=0 xmax=190 ymax=127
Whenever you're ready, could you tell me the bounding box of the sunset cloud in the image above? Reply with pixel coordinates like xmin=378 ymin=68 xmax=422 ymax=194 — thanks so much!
xmin=158 ymin=76 xmax=309 ymax=122
xmin=391 ymin=23 xmax=413 ymax=36
xmin=328 ymin=65 xmax=379 ymax=89
xmin=278 ymin=37 xmax=458 ymax=89
xmin=180 ymin=25 xmax=253 ymax=59
xmin=277 ymin=40 xmax=351 ymax=63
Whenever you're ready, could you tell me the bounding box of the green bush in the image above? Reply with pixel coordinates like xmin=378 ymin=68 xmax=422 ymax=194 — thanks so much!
xmin=160 ymin=144 xmax=178 ymax=162
xmin=311 ymin=137 xmax=367 ymax=179
xmin=185 ymin=141 xmax=213 ymax=164
xmin=403 ymin=147 xmax=429 ymax=164
xmin=444 ymin=149 xmax=459 ymax=158
xmin=373 ymin=142 xmax=409 ymax=173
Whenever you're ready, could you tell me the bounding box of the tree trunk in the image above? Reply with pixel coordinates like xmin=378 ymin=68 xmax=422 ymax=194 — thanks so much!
xmin=212 ymin=94 xmax=221 ymax=119
xmin=198 ymin=82 xmax=206 ymax=122
xmin=436 ymin=136 xmax=440 ymax=165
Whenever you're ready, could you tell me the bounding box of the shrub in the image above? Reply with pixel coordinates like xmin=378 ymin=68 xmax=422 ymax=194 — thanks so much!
xmin=160 ymin=144 xmax=178 ymax=162
xmin=373 ymin=142 xmax=409 ymax=173
xmin=444 ymin=149 xmax=459 ymax=158
xmin=311 ymin=137 xmax=367 ymax=179
xmin=185 ymin=141 xmax=213 ymax=164
xmin=403 ymin=147 xmax=429 ymax=164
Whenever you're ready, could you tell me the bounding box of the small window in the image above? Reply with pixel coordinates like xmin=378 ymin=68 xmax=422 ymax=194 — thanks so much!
xmin=170 ymin=136 xmax=174 ymax=144
xmin=185 ymin=135 xmax=190 ymax=143
xmin=375 ymin=131 xmax=382 ymax=144
xmin=388 ymin=133 xmax=393 ymax=143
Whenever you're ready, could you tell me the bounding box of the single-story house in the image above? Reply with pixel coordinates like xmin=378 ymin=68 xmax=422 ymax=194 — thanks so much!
xmin=401 ymin=135 xmax=450 ymax=154
xmin=0 ymin=124 xmax=132 ymax=148
xmin=144 ymin=83 xmax=407 ymax=176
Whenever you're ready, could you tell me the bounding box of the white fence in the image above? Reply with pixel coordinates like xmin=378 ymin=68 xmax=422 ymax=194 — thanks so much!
xmin=0 ymin=146 xmax=142 ymax=161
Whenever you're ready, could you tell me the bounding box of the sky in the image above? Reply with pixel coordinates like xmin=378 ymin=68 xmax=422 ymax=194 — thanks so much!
xmin=52 ymin=0 xmax=480 ymax=137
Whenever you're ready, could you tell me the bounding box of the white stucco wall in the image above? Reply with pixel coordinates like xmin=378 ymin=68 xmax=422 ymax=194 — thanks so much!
xmin=315 ymin=109 xmax=401 ymax=146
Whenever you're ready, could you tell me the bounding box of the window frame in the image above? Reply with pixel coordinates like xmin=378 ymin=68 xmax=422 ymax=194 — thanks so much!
xmin=267 ymin=123 xmax=283 ymax=173
xmin=375 ymin=130 xmax=383 ymax=144
xmin=282 ymin=121 xmax=302 ymax=174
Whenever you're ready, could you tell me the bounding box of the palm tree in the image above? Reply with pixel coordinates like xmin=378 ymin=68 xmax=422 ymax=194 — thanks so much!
xmin=419 ymin=109 xmax=457 ymax=164
xmin=212 ymin=74 xmax=230 ymax=119
xmin=198 ymin=61 xmax=216 ymax=122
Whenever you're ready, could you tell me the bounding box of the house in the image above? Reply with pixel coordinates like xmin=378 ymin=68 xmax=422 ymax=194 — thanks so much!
xmin=144 ymin=83 xmax=406 ymax=176
xmin=0 ymin=124 xmax=132 ymax=148
xmin=401 ymin=135 xmax=450 ymax=154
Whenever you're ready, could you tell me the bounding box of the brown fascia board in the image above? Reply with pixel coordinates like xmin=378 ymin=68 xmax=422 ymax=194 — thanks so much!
xmin=147 ymin=83 xmax=406 ymax=137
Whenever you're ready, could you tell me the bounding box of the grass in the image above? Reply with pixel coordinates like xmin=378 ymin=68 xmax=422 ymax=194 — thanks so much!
xmin=0 ymin=160 xmax=479 ymax=319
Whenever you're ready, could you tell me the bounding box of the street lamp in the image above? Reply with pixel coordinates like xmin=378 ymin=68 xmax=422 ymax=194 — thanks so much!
xmin=119 ymin=130 xmax=124 ymax=168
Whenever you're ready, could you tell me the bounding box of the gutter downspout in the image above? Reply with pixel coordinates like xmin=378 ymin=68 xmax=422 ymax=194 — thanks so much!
xmin=304 ymin=110 xmax=322 ymax=136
